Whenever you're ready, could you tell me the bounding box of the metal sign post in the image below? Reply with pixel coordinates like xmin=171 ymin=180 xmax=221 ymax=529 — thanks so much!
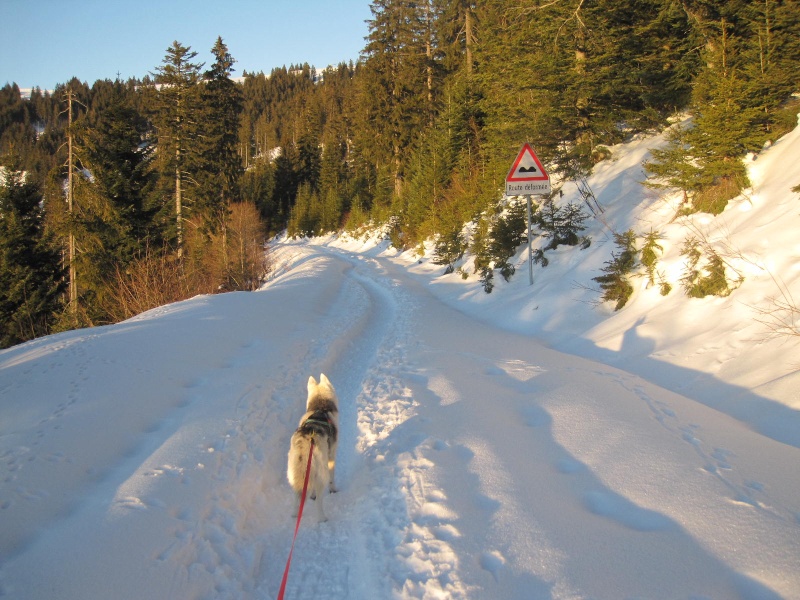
xmin=527 ymin=196 xmax=534 ymax=285
xmin=505 ymin=143 xmax=551 ymax=285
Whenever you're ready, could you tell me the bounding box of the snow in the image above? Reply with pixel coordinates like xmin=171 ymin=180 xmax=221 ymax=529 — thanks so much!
xmin=2 ymin=118 xmax=800 ymax=599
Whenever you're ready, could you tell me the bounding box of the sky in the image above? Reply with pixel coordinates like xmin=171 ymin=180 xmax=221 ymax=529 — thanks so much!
xmin=0 ymin=0 xmax=373 ymax=91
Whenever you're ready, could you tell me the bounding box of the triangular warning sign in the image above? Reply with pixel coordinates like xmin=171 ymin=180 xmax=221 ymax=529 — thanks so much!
xmin=505 ymin=143 xmax=551 ymax=196
xmin=506 ymin=143 xmax=549 ymax=182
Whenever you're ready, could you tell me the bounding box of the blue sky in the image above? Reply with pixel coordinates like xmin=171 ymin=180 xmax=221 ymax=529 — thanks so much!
xmin=1 ymin=0 xmax=373 ymax=90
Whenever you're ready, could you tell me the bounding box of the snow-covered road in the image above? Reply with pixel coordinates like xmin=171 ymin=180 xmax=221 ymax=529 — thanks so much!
xmin=1 ymin=244 xmax=798 ymax=599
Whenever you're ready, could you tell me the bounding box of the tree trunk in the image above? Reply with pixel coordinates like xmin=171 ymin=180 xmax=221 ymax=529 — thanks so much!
xmin=465 ymin=5 xmax=474 ymax=77
xmin=67 ymin=91 xmax=77 ymax=317
xmin=175 ymin=159 xmax=183 ymax=258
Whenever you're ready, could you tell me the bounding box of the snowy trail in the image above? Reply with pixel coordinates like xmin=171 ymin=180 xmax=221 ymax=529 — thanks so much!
xmin=327 ymin=246 xmax=799 ymax=599
xmin=1 ymin=243 xmax=799 ymax=599
xmin=272 ymin=244 xmax=800 ymax=599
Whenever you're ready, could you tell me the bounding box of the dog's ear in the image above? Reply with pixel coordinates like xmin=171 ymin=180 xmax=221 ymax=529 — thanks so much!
xmin=307 ymin=375 xmax=318 ymax=395
xmin=319 ymin=373 xmax=336 ymax=393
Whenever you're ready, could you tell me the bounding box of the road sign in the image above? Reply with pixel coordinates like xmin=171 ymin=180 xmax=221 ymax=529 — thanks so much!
xmin=504 ymin=143 xmax=551 ymax=285
xmin=505 ymin=143 xmax=551 ymax=196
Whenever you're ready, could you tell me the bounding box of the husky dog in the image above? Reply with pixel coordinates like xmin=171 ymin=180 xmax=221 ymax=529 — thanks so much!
xmin=287 ymin=374 xmax=339 ymax=522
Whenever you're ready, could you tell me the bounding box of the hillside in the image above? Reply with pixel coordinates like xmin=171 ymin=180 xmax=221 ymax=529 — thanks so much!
xmin=304 ymin=115 xmax=800 ymax=421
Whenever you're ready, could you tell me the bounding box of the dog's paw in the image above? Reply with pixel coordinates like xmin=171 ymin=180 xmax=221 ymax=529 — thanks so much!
xmin=329 ymin=484 xmax=338 ymax=494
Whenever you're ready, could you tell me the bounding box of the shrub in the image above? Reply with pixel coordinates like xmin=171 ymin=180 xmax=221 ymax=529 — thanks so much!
xmin=471 ymin=200 xmax=530 ymax=292
xmin=489 ymin=200 xmax=528 ymax=282
xmin=680 ymin=236 xmax=736 ymax=298
xmin=537 ymin=201 xmax=590 ymax=251
xmin=432 ymin=228 xmax=466 ymax=274
xmin=640 ymin=230 xmax=665 ymax=287
xmin=593 ymin=230 xmax=638 ymax=310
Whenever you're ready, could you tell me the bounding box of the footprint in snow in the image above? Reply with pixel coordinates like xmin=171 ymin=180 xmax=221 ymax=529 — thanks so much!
xmin=555 ymin=457 xmax=585 ymax=474
xmin=473 ymin=493 xmax=501 ymax=514
xmin=432 ymin=524 xmax=461 ymax=542
xmin=583 ymin=490 xmax=674 ymax=532
xmin=520 ymin=405 xmax=550 ymax=428
xmin=115 ymin=496 xmax=148 ymax=510
xmin=480 ymin=550 xmax=506 ymax=581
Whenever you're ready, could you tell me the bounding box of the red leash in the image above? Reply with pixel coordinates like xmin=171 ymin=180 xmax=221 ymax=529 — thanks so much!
xmin=277 ymin=438 xmax=314 ymax=600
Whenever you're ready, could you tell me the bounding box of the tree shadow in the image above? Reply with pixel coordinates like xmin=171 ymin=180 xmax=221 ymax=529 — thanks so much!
xmin=566 ymin=316 xmax=800 ymax=449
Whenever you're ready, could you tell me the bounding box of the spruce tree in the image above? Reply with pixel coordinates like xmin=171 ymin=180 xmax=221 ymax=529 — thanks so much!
xmin=151 ymin=41 xmax=204 ymax=256
xmin=489 ymin=200 xmax=528 ymax=282
xmin=403 ymin=121 xmax=456 ymax=243
xmin=640 ymin=230 xmax=666 ymax=288
xmin=735 ymin=0 xmax=800 ymax=138
xmin=432 ymin=226 xmax=465 ymax=274
xmin=72 ymin=83 xmax=155 ymax=322
xmin=317 ymin=140 xmax=349 ymax=232
xmin=361 ymin=0 xmax=433 ymax=198
xmin=537 ymin=202 xmax=590 ymax=251
xmin=593 ymin=229 xmax=638 ymax=311
xmin=646 ymin=2 xmax=800 ymax=213
xmin=0 ymin=158 xmax=65 ymax=347
xmin=196 ymin=37 xmax=244 ymax=231
xmin=81 ymin=81 xmax=154 ymax=260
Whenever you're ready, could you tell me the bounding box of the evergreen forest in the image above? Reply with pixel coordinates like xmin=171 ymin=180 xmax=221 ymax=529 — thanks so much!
xmin=1 ymin=0 xmax=799 ymax=348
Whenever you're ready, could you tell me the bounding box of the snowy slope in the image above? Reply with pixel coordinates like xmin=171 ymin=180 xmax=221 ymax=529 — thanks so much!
xmin=1 ymin=119 xmax=799 ymax=599
xmin=323 ymin=116 xmax=800 ymax=426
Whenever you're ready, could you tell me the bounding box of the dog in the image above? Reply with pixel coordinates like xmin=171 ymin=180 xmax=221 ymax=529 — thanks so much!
xmin=287 ymin=374 xmax=339 ymax=522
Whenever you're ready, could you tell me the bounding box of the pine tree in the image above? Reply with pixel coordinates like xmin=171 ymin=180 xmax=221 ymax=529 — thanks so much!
xmin=361 ymin=0 xmax=434 ymax=198
xmin=646 ymin=2 xmax=800 ymax=213
xmin=432 ymin=226 xmax=465 ymax=274
xmin=537 ymin=202 xmax=590 ymax=251
xmin=0 ymin=158 xmax=65 ymax=347
xmin=593 ymin=229 xmax=638 ymax=311
xmin=738 ymin=0 xmax=800 ymax=137
xmin=81 ymin=81 xmax=154 ymax=260
xmin=196 ymin=37 xmax=244 ymax=230
xmin=489 ymin=200 xmax=528 ymax=282
xmin=640 ymin=229 xmax=668 ymax=292
xmin=151 ymin=41 xmax=204 ymax=256
xmin=70 ymin=83 xmax=155 ymax=322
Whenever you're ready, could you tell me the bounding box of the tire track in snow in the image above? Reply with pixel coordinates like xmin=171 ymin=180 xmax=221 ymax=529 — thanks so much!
xmin=147 ymin=255 xmax=379 ymax=599
xmin=262 ymin=250 xmax=469 ymax=599
xmin=260 ymin=253 xmax=410 ymax=599
xmin=253 ymin=259 xmax=391 ymax=600
xmin=331 ymin=252 xmax=470 ymax=599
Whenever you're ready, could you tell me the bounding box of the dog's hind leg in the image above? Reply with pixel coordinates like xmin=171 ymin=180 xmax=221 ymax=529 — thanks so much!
xmin=316 ymin=496 xmax=327 ymax=522
xmin=314 ymin=480 xmax=327 ymax=522
xmin=328 ymin=440 xmax=338 ymax=493
xmin=328 ymin=463 xmax=337 ymax=493
xmin=291 ymin=492 xmax=300 ymax=518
